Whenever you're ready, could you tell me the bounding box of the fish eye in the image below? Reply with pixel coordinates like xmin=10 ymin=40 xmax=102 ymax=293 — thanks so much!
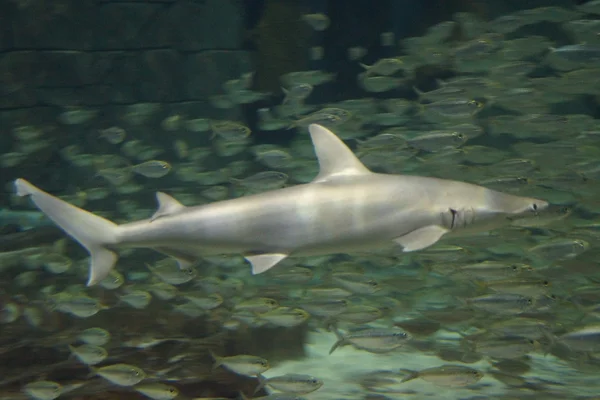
xmin=169 ymin=388 xmax=177 ymax=393
xmin=511 ymin=265 xmax=519 ymax=271
xmin=543 ymin=280 xmax=550 ymax=287
xmin=526 ymin=298 xmax=533 ymax=304
xmin=367 ymin=280 xmax=378 ymax=287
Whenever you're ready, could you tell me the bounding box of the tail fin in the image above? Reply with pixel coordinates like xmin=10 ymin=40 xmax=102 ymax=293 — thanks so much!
xmin=14 ymin=179 xmax=120 ymax=286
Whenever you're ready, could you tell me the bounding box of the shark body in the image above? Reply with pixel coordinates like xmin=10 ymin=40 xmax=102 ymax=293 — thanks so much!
xmin=14 ymin=124 xmax=548 ymax=286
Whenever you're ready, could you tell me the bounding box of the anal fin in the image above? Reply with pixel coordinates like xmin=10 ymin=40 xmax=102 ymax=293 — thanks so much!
xmin=394 ymin=225 xmax=449 ymax=252
xmin=244 ymin=253 xmax=289 ymax=274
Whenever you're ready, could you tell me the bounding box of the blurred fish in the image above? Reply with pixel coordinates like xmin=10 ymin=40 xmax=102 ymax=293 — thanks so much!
xmin=131 ymin=160 xmax=172 ymax=179
xmin=99 ymin=126 xmax=126 ymax=144
xmin=399 ymin=365 xmax=484 ymax=387
xmin=211 ymin=352 xmax=270 ymax=377
xmin=255 ymin=374 xmax=323 ymax=394
xmin=68 ymin=344 xmax=107 ymax=365
xmin=22 ymin=380 xmax=62 ymax=400
xmin=77 ymin=327 xmax=111 ymax=346
xmin=329 ymin=327 xmax=411 ymax=354
xmin=301 ymin=13 xmax=330 ymax=31
xmin=360 ymin=58 xmax=404 ymax=76
xmin=93 ymin=363 xmax=146 ymax=386
xmin=133 ymin=383 xmax=179 ymax=400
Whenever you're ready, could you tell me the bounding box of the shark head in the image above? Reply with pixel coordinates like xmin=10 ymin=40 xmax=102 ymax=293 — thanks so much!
xmin=484 ymin=189 xmax=549 ymax=216
xmin=442 ymin=188 xmax=550 ymax=236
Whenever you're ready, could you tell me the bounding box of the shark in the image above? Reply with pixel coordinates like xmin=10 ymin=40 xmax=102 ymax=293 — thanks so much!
xmin=14 ymin=124 xmax=548 ymax=286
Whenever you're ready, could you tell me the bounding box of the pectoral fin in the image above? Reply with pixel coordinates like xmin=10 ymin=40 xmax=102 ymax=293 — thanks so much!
xmin=394 ymin=225 xmax=449 ymax=252
xmin=244 ymin=253 xmax=289 ymax=274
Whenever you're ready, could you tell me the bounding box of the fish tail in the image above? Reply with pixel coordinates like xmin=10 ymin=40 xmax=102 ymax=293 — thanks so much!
xmin=399 ymin=369 xmax=419 ymax=383
xmin=254 ymin=374 xmax=267 ymax=394
xmin=328 ymin=338 xmax=344 ymax=355
xmin=208 ymin=350 xmax=222 ymax=370
xmin=14 ymin=179 xmax=120 ymax=286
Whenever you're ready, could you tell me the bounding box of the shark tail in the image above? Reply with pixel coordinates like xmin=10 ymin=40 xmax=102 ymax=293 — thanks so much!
xmin=14 ymin=179 xmax=120 ymax=286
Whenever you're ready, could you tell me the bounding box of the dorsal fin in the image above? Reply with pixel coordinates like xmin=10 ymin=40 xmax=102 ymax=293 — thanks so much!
xmin=308 ymin=124 xmax=371 ymax=183
xmin=151 ymin=192 xmax=186 ymax=221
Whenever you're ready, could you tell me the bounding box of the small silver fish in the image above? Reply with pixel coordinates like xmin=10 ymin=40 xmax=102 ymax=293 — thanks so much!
xmin=78 ymin=327 xmax=110 ymax=346
xmin=23 ymin=380 xmax=62 ymax=400
xmin=329 ymin=328 xmax=411 ymax=354
xmin=93 ymin=363 xmax=146 ymax=386
xmin=69 ymin=344 xmax=108 ymax=365
xmin=134 ymin=383 xmax=179 ymax=400
xmin=211 ymin=352 xmax=270 ymax=377
xmin=99 ymin=126 xmax=126 ymax=144
xmin=256 ymin=373 xmax=323 ymax=394
xmin=131 ymin=160 xmax=172 ymax=178
xmin=399 ymin=365 xmax=483 ymax=387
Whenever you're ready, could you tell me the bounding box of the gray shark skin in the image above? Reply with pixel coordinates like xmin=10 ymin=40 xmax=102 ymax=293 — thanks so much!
xmin=14 ymin=124 xmax=548 ymax=286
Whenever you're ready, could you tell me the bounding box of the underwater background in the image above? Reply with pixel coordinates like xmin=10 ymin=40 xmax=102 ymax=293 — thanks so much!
xmin=3 ymin=0 xmax=600 ymax=399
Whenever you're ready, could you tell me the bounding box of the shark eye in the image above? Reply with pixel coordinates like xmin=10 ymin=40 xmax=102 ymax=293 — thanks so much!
xmin=531 ymin=203 xmax=538 ymax=211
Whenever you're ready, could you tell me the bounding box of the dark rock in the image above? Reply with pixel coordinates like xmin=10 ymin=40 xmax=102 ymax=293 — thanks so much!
xmin=93 ymin=51 xmax=141 ymax=103
xmin=36 ymin=86 xmax=120 ymax=107
xmin=184 ymin=50 xmax=252 ymax=100
xmin=37 ymin=51 xmax=95 ymax=87
xmin=97 ymin=0 xmax=176 ymax=2
xmin=0 ymin=51 xmax=41 ymax=109
xmin=36 ymin=87 xmax=87 ymax=107
xmin=0 ymin=1 xmax=14 ymax=51
xmin=158 ymin=0 xmax=244 ymax=52
xmin=138 ymin=49 xmax=184 ymax=102
xmin=253 ymin=0 xmax=311 ymax=93
xmin=95 ymin=3 xmax=167 ymax=50
xmin=12 ymin=0 xmax=95 ymax=50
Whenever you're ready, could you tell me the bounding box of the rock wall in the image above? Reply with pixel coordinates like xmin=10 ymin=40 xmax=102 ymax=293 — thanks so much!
xmin=0 ymin=0 xmax=250 ymax=109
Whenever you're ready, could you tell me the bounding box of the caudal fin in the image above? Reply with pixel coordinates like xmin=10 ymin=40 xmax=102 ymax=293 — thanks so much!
xmin=14 ymin=179 xmax=120 ymax=286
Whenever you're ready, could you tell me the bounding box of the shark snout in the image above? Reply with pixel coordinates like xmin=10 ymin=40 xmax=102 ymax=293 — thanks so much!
xmin=533 ymin=199 xmax=549 ymax=212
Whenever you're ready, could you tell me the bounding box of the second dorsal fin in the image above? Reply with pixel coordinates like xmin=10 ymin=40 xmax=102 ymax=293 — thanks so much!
xmin=151 ymin=192 xmax=186 ymax=222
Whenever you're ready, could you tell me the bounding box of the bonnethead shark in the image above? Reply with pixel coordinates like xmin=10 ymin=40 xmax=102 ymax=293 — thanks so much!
xmin=14 ymin=124 xmax=548 ymax=286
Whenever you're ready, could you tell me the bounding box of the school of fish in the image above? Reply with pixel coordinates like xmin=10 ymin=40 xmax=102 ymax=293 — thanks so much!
xmin=3 ymin=2 xmax=600 ymax=400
